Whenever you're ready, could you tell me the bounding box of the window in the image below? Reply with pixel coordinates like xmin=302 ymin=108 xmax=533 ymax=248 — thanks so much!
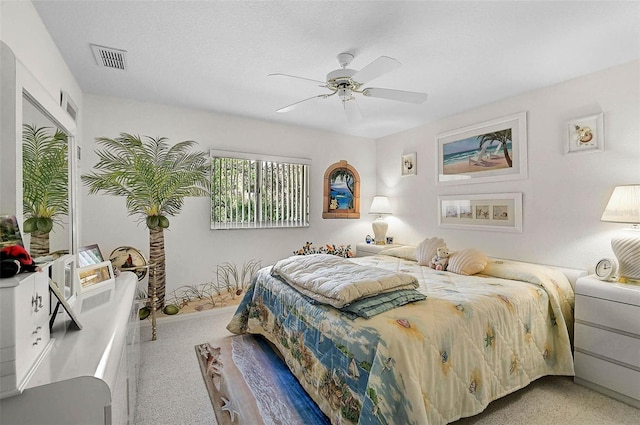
xmin=210 ymin=150 xmax=310 ymax=229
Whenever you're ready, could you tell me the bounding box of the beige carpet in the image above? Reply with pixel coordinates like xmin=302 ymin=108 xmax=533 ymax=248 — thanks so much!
xmin=135 ymin=306 xmax=639 ymax=425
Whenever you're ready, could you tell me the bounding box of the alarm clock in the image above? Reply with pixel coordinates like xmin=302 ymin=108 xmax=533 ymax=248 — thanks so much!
xmin=594 ymin=258 xmax=617 ymax=281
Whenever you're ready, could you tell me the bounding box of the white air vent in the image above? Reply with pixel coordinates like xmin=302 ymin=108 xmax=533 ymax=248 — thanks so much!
xmin=90 ymin=43 xmax=127 ymax=70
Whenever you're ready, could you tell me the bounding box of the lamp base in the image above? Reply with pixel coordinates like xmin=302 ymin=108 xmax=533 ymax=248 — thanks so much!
xmin=611 ymin=231 xmax=640 ymax=281
xmin=372 ymin=220 xmax=388 ymax=245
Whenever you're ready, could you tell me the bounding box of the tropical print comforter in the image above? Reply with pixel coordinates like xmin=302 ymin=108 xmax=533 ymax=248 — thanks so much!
xmin=227 ymin=255 xmax=575 ymax=425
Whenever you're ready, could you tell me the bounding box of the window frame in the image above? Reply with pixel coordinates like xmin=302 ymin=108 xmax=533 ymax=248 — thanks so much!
xmin=210 ymin=149 xmax=311 ymax=230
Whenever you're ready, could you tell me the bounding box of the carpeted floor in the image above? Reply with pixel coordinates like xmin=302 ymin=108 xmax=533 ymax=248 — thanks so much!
xmin=134 ymin=306 xmax=639 ymax=425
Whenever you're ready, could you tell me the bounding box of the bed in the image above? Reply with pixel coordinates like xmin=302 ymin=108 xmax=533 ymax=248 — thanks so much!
xmin=227 ymin=248 xmax=578 ymax=425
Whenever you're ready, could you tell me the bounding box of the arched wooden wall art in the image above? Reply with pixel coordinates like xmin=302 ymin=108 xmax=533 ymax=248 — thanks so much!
xmin=323 ymin=160 xmax=360 ymax=219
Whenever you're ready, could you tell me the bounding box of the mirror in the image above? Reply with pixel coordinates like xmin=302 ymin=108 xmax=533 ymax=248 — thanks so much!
xmin=22 ymin=95 xmax=71 ymax=257
xmin=0 ymin=42 xmax=78 ymax=301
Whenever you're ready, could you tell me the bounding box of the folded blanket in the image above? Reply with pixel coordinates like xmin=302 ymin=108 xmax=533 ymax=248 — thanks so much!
xmin=340 ymin=289 xmax=426 ymax=319
xmin=271 ymin=254 xmax=419 ymax=308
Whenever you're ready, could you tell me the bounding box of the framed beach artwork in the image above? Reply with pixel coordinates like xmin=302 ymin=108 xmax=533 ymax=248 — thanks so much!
xmin=322 ymin=160 xmax=360 ymax=219
xmin=401 ymin=152 xmax=417 ymax=176
xmin=436 ymin=112 xmax=528 ymax=186
xmin=438 ymin=192 xmax=523 ymax=233
xmin=566 ymin=113 xmax=604 ymax=154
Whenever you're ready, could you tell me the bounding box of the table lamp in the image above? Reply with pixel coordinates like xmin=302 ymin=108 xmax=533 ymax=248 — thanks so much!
xmin=369 ymin=196 xmax=392 ymax=245
xmin=601 ymin=184 xmax=640 ymax=281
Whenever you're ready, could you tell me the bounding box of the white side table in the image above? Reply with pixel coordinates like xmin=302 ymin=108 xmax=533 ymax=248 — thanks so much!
xmin=355 ymin=243 xmax=402 ymax=257
xmin=573 ymin=275 xmax=640 ymax=408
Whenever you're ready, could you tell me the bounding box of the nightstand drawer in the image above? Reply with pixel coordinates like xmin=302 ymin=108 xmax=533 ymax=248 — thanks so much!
xmin=575 ymin=294 xmax=640 ymax=336
xmin=576 ymin=278 xmax=640 ymax=306
xmin=575 ymin=351 xmax=640 ymax=401
xmin=575 ymin=323 xmax=640 ymax=368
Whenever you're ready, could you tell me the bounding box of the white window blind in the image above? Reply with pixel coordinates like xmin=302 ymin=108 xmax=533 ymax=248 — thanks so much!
xmin=210 ymin=150 xmax=310 ymax=229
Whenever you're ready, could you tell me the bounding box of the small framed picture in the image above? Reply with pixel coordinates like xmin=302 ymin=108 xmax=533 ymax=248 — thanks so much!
xmin=0 ymin=214 xmax=24 ymax=248
xmin=401 ymin=152 xmax=417 ymax=176
xmin=566 ymin=113 xmax=604 ymax=154
xmin=438 ymin=192 xmax=523 ymax=233
xmin=77 ymin=261 xmax=115 ymax=293
xmin=49 ymin=278 xmax=82 ymax=330
xmin=77 ymin=243 xmax=105 ymax=267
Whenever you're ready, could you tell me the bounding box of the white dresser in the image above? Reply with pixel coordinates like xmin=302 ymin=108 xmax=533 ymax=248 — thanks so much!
xmin=0 ymin=265 xmax=53 ymax=399
xmin=573 ymin=275 xmax=640 ymax=408
xmin=0 ymin=271 xmax=140 ymax=425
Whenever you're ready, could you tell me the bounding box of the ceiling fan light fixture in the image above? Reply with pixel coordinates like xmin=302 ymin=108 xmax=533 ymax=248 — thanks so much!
xmin=338 ymin=87 xmax=353 ymax=102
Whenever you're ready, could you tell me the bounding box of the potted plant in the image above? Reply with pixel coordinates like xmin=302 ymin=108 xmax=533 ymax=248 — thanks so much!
xmin=82 ymin=134 xmax=209 ymax=309
xmin=22 ymin=124 xmax=69 ymax=258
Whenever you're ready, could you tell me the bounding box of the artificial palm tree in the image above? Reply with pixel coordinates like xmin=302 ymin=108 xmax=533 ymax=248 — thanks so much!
xmin=82 ymin=134 xmax=209 ymax=308
xmin=478 ymin=129 xmax=513 ymax=167
xmin=22 ymin=124 xmax=69 ymax=257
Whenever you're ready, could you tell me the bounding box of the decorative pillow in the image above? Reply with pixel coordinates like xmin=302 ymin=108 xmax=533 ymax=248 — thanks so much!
xmin=378 ymin=245 xmax=417 ymax=261
xmin=447 ymin=248 xmax=488 ymax=275
xmin=416 ymin=237 xmax=446 ymax=266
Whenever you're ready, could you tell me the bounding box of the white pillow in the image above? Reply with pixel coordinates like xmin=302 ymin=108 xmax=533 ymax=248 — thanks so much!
xmin=448 ymin=249 xmax=488 ymax=275
xmin=416 ymin=237 xmax=446 ymax=266
xmin=378 ymin=245 xmax=417 ymax=261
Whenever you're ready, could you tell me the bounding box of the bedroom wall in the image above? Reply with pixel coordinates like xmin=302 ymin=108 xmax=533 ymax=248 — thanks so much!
xmin=0 ymin=1 xmax=83 ymax=233
xmin=376 ymin=60 xmax=640 ymax=272
xmin=81 ymin=94 xmax=377 ymax=295
xmin=0 ymin=1 xmax=83 ymax=124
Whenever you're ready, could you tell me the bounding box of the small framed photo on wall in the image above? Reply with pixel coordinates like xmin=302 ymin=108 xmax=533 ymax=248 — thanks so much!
xmin=402 ymin=152 xmax=417 ymax=176
xmin=566 ymin=113 xmax=604 ymax=154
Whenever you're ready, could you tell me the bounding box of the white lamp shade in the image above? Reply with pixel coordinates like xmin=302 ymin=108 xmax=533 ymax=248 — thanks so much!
xmin=601 ymin=185 xmax=640 ymax=224
xmin=601 ymin=184 xmax=640 ymax=280
xmin=369 ymin=196 xmax=392 ymax=215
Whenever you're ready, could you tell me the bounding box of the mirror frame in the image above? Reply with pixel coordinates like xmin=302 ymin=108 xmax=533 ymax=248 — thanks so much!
xmin=4 ymin=45 xmax=79 ymax=261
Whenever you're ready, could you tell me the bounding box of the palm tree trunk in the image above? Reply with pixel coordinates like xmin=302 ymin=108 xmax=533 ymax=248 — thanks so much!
xmin=29 ymin=231 xmax=50 ymax=258
xmin=148 ymin=227 xmax=166 ymax=309
xmin=502 ymin=143 xmax=513 ymax=167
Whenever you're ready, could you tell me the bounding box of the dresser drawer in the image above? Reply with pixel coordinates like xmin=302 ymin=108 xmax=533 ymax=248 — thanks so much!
xmin=575 ymin=322 xmax=640 ymax=368
xmin=0 ymin=268 xmax=52 ymax=399
xmin=575 ymin=294 xmax=640 ymax=336
xmin=575 ymin=351 xmax=640 ymax=401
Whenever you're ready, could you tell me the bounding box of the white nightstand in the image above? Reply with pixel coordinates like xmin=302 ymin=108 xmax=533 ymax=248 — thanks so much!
xmin=573 ymin=275 xmax=640 ymax=408
xmin=355 ymin=243 xmax=401 ymax=257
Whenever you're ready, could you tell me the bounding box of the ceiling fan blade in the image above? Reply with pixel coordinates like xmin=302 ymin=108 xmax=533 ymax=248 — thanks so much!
xmin=362 ymin=87 xmax=428 ymax=104
xmin=276 ymin=94 xmax=328 ymax=113
xmin=344 ymin=99 xmax=362 ymax=123
xmin=268 ymin=73 xmax=325 ymax=85
xmin=352 ymin=56 xmax=401 ymax=84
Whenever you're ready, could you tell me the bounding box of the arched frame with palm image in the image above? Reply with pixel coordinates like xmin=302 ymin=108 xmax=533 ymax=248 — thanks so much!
xmin=322 ymin=160 xmax=360 ymax=219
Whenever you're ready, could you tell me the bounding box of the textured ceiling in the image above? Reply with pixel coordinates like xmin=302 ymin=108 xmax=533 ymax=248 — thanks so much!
xmin=32 ymin=1 xmax=640 ymax=139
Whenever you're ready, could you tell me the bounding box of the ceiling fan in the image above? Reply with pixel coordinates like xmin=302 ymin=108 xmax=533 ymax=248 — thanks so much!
xmin=270 ymin=52 xmax=428 ymax=122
